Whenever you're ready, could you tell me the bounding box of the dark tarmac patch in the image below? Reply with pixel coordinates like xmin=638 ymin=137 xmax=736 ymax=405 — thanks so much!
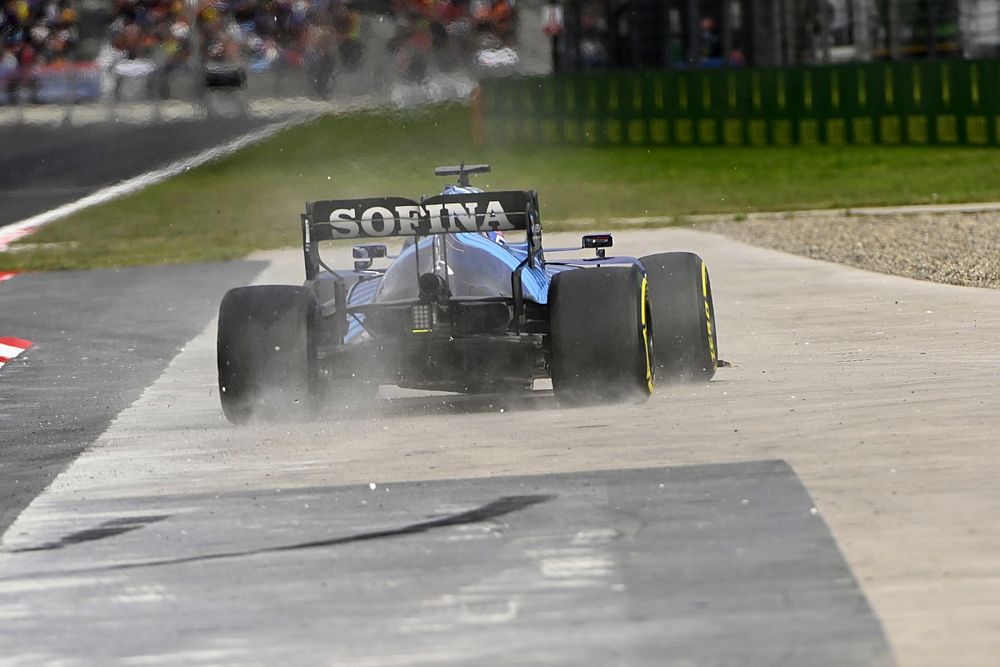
xmin=10 ymin=515 xmax=169 ymax=553
xmin=0 ymin=117 xmax=270 ymax=227
xmin=1 ymin=461 xmax=893 ymax=665
xmin=0 ymin=261 xmax=265 ymax=535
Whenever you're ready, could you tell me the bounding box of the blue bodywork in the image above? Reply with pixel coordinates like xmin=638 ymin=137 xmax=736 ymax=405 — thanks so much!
xmin=301 ymin=174 xmax=647 ymax=393
xmin=341 ymin=232 xmax=559 ymax=343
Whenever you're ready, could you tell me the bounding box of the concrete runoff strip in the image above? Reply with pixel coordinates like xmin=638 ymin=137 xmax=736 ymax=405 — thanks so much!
xmin=545 ymin=200 xmax=1000 ymax=228
xmin=1 ymin=229 xmax=999 ymax=665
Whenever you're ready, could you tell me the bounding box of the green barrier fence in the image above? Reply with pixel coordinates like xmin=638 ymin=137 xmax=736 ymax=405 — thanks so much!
xmin=480 ymin=60 xmax=1000 ymax=146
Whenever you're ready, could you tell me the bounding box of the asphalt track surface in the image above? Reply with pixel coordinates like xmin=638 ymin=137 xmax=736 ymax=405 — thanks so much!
xmin=3 ymin=228 xmax=1000 ymax=665
xmin=0 ymin=462 xmax=886 ymax=665
xmin=0 ymin=261 xmax=265 ymax=534
xmin=0 ymin=116 xmax=271 ymax=227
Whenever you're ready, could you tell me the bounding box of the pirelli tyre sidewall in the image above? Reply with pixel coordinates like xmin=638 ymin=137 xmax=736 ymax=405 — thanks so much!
xmin=640 ymin=251 xmax=718 ymax=381
xmin=217 ymin=285 xmax=319 ymax=423
xmin=549 ymin=265 xmax=654 ymax=404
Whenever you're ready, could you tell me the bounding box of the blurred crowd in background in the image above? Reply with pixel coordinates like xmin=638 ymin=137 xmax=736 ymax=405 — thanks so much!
xmin=1 ymin=0 xmax=82 ymax=97
xmin=0 ymin=0 xmax=520 ymax=103
xmin=5 ymin=0 xmax=1000 ymax=104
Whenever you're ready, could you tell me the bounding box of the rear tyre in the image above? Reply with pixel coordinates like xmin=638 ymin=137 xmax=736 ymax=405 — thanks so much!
xmin=549 ymin=266 xmax=654 ymax=404
xmin=640 ymin=252 xmax=718 ymax=382
xmin=217 ymin=285 xmax=319 ymax=423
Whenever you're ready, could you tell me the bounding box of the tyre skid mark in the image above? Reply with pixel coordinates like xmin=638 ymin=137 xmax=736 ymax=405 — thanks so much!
xmin=0 ymin=494 xmax=554 ymax=578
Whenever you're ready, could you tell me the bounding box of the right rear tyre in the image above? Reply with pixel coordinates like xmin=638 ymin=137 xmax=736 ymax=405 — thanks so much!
xmin=217 ymin=285 xmax=318 ymax=423
xmin=549 ymin=266 xmax=654 ymax=404
xmin=640 ymin=251 xmax=718 ymax=381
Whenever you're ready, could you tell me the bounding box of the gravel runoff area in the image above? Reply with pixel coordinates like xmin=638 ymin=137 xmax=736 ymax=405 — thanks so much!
xmin=706 ymin=209 xmax=1000 ymax=290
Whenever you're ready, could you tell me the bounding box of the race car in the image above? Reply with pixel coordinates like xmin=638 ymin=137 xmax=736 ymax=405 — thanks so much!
xmin=217 ymin=163 xmax=719 ymax=423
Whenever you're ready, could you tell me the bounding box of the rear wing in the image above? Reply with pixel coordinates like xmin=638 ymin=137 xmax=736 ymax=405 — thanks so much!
xmin=307 ymin=191 xmax=533 ymax=240
xmin=302 ymin=190 xmax=542 ymax=279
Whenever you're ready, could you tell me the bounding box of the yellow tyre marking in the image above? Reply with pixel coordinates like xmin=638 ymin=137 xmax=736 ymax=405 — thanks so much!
xmin=641 ymin=276 xmax=654 ymax=394
xmin=701 ymin=261 xmax=717 ymax=364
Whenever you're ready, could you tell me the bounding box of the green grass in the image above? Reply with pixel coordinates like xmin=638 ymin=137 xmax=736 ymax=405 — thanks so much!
xmin=5 ymin=103 xmax=1000 ymax=270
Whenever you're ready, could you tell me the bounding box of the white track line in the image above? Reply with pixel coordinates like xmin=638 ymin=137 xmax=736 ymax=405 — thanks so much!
xmin=0 ymin=114 xmax=318 ymax=251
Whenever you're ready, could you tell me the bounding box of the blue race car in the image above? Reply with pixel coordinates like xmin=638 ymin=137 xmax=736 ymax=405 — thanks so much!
xmin=217 ymin=164 xmax=719 ymax=422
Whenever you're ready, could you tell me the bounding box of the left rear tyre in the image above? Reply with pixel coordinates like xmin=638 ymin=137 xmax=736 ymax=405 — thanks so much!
xmin=640 ymin=252 xmax=718 ymax=382
xmin=217 ymin=285 xmax=318 ymax=423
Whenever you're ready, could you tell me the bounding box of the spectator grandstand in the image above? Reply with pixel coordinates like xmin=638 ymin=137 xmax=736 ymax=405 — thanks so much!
xmin=98 ymin=0 xmax=193 ymax=99
xmin=1 ymin=0 xmax=84 ymax=101
xmin=1 ymin=0 xmax=81 ymax=64
xmin=1 ymin=0 xmax=519 ymax=104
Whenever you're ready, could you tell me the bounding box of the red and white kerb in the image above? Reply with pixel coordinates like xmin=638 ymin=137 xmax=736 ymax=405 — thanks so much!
xmin=0 ymin=336 xmax=33 ymax=369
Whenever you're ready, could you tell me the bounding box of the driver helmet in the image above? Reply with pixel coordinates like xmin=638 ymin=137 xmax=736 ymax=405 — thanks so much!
xmin=441 ymin=184 xmax=505 ymax=244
